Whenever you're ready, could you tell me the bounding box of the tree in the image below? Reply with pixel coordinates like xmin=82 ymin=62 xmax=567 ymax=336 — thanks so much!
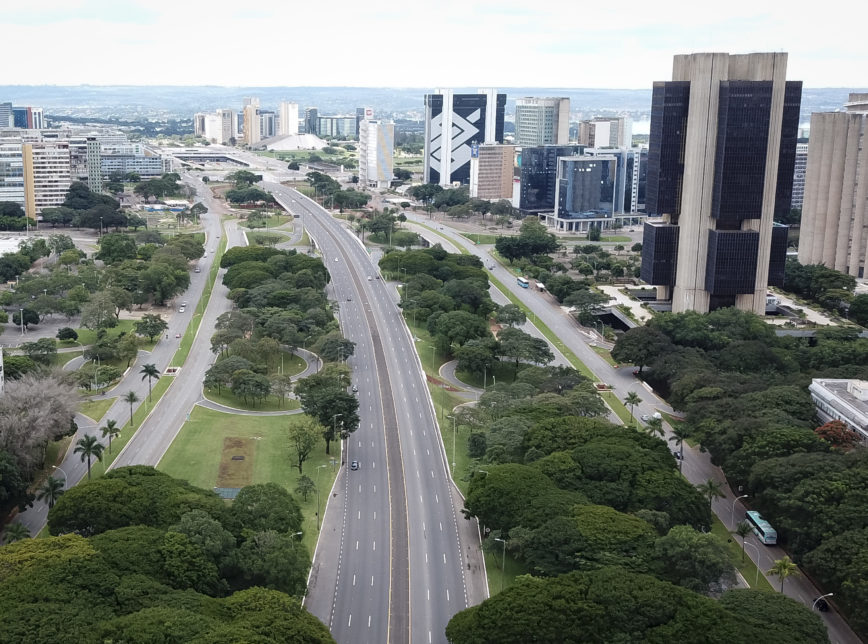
xmin=232 ymin=483 xmax=303 ymax=535
xmin=294 ymin=475 xmax=316 ymax=502
xmin=319 ymin=337 xmax=356 ymax=362
xmin=563 ymin=289 xmax=609 ymax=324
xmin=734 ymin=521 xmax=752 ymax=563
xmin=587 ymin=225 xmax=601 ymax=241
xmin=134 ymin=313 xmax=169 ymax=342
xmin=495 ymin=304 xmax=526 ymax=327
xmin=288 ymin=161 xmax=300 ymax=171
xmin=74 ymin=434 xmax=105 ymax=480
xmin=1 ymin=522 xmax=30 ymax=544
xmin=140 ymin=363 xmax=161 ymax=402
xmin=612 ymin=326 xmax=673 ymax=374
xmin=768 ymin=556 xmax=800 ymax=592
xmin=56 ymin=327 xmax=78 ymax=342
xmin=124 ymin=390 xmax=139 ymax=426
xmin=230 ymin=369 xmax=271 ymax=406
xmin=287 ymin=417 xmax=322 ymax=475
xmin=644 ymin=416 xmax=665 ymax=438
xmin=97 ymin=233 xmax=137 ymax=264
xmin=623 ymin=391 xmax=641 ymax=426
xmin=653 ymin=524 xmax=735 ymax=593
xmin=849 ymin=293 xmax=868 ymax=326
xmin=100 ymin=419 xmax=121 ymax=454
xmin=294 ymin=367 xmax=360 ymax=454
xmin=668 ymin=424 xmax=690 ymax=460
xmin=0 ymin=451 xmax=33 ymax=516
xmin=21 ymin=337 xmax=58 ymax=365
xmin=11 ymin=308 xmax=39 ymax=329
xmin=37 ymin=475 xmax=65 ymax=509
xmin=695 ymin=479 xmax=725 ymax=509
xmin=813 ymin=419 xmax=860 ymax=449
xmin=80 ymin=291 xmax=118 ymax=330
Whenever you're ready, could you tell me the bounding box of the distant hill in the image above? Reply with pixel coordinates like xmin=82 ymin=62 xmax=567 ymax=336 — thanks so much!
xmin=1 ymin=85 xmax=864 ymax=126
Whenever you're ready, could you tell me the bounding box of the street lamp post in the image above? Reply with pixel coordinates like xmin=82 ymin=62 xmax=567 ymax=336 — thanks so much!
xmin=446 ymin=414 xmax=456 ymax=474
xmin=19 ymin=307 xmax=24 ymax=335
xmin=731 ymin=494 xmax=749 ymax=527
xmin=812 ymin=593 xmax=834 ymax=611
xmin=494 ymin=537 xmax=507 ymax=592
xmin=742 ymin=540 xmax=761 ymax=587
xmin=52 ymin=465 xmax=68 ymax=490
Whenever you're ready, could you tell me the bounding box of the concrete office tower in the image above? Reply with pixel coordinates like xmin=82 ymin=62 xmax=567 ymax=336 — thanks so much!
xmin=0 ymin=103 xmax=13 ymax=128
xmin=423 ymin=89 xmax=506 ymax=186
xmin=514 ymin=97 xmax=570 ymax=147
xmin=798 ymin=94 xmax=868 ymax=278
xmin=641 ymin=52 xmax=801 ymax=315
xmin=86 ymin=136 xmax=102 ymax=193
xmin=218 ymin=109 xmax=237 ymax=142
xmin=279 ymin=101 xmax=299 ymax=136
xmin=259 ymin=111 xmax=276 ymax=139
xmin=470 ymin=144 xmax=515 ymax=200
xmin=243 ymin=105 xmax=260 ymax=146
xmin=578 ymin=116 xmax=632 ymax=147
xmin=305 ymin=108 xmax=318 ymax=135
xmin=0 ymin=139 xmax=25 ymax=207
xmin=22 ymin=141 xmax=71 ymax=219
xmin=359 ymin=119 xmax=395 ymax=189
xmin=791 ymin=142 xmax=809 ymax=210
xmin=193 ymin=112 xmax=206 ymax=136
xmin=242 ymin=97 xmax=260 ymax=108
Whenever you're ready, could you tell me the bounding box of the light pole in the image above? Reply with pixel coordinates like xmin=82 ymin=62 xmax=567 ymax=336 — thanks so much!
xmin=332 ymin=413 xmax=343 ymax=445
xmin=731 ymin=494 xmax=749 ymax=527
xmin=315 ymin=464 xmax=327 ymax=531
xmin=742 ymin=539 xmax=761 ymax=587
xmin=52 ymin=465 xmax=68 ymax=490
xmin=812 ymin=593 xmax=834 ymax=611
xmin=303 ymin=335 xmax=313 ymax=352
xmin=446 ymin=414 xmax=456 ymax=474
xmin=494 ymin=537 xmax=507 ymax=593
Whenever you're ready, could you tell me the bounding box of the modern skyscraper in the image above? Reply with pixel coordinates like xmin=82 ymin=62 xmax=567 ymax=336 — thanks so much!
xmin=423 ymin=89 xmax=506 ymax=186
xmin=22 ymin=141 xmax=71 ymax=219
xmin=243 ymin=105 xmax=260 ymax=146
xmin=798 ymin=94 xmax=868 ymax=278
xmin=359 ymin=119 xmax=395 ymax=189
xmin=469 ymin=144 xmax=515 ymax=200
xmin=305 ymin=108 xmax=319 ymax=135
xmin=0 ymin=103 xmax=12 ymax=128
xmin=259 ymin=111 xmax=276 ymax=139
xmin=791 ymin=142 xmax=809 ymax=210
xmin=86 ymin=136 xmax=101 ymax=193
xmin=518 ymin=145 xmax=583 ymax=213
xmin=640 ymin=52 xmax=801 ymax=315
xmin=279 ymin=101 xmax=299 ymax=136
xmin=514 ymin=97 xmax=570 ymax=147
xmin=578 ymin=116 xmax=632 ymax=147
xmin=0 ymin=139 xmax=25 ymax=207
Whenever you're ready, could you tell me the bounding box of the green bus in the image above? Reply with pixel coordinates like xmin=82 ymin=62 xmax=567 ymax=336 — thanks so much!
xmin=745 ymin=510 xmax=777 ymax=545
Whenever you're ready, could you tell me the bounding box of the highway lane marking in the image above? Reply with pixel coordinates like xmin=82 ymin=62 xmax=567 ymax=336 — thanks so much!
xmin=374 ymin=511 xmax=377 ymax=519
xmin=353 ymin=574 xmax=356 ymax=586
xmin=368 ymin=616 xmax=372 ymax=628
xmin=443 ymin=553 xmax=447 ymax=564
xmin=373 ymin=540 xmax=376 ymax=551
xmin=439 ymin=522 xmax=442 ymax=531
xmin=373 ymin=485 xmax=377 ymax=493
xmin=447 ymin=589 xmax=450 ymax=601
xmin=348 ymin=615 xmax=352 ymax=627
xmin=371 ymin=576 xmax=374 ymax=587
xmin=356 ymin=540 xmax=359 ymax=550
xmin=358 ymin=484 xmax=362 ymax=493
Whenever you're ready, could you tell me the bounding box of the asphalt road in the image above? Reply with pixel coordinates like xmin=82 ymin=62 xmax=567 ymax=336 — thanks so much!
xmin=265 ymin=184 xmax=486 ymax=644
xmin=409 ymin=214 xmax=862 ymax=644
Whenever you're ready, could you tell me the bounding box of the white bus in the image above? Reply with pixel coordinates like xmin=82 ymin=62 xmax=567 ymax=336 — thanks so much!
xmin=517 ymin=277 xmax=529 ymax=288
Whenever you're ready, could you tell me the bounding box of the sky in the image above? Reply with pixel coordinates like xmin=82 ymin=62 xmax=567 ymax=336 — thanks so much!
xmin=2 ymin=0 xmax=866 ymax=88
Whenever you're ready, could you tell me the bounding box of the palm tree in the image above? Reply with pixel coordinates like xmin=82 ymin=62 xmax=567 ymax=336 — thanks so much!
xmin=140 ymin=363 xmax=160 ymax=402
xmin=74 ymin=434 xmax=105 ymax=480
xmin=2 ymin=522 xmax=30 ymax=544
xmin=623 ymin=391 xmax=641 ymax=426
xmin=100 ymin=419 xmax=121 ymax=454
xmin=124 ymin=390 xmax=139 ymax=427
xmin=644 ymin=417 xmax=665 ymax=438
xmin=668 ymin=424 xmax=690 ymax=459
xmin=695 ymin=478 xmax=725 ymax=509
xmin=768 ymin=556 xmax=800 ymax=592
xmin=37 ymin=476 xmax=65 ymax=509
xmin=734 ymin=521 xmax=752 ymax=563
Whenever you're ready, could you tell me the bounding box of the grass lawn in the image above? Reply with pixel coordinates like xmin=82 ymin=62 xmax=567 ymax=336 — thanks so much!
xmin=297 ymin=230 xmax=311 ymax=247
xmin=203 ymin=387 xmax=301 ymax=412
xmin=600 ymin=235 xmax=631 ymax=242
xmin=247 ymin=230 xmax=290 ymax=246
xmin=75 ymin=320 xmax=136 ymax=345
xmin=484 ymin=545 xmax=528 ymax=596
xmin=50 ymin=350 xmax=82 ymax=367
xmin=710 ymin=516 xmax=774 ymax=592
xmin=238 ymin=214 xmax=293 ymax=229
xmin=455 ymin=362 xmax=518 ymax=389
xmin=79 ymin=397 xmax=116 ymax=423
xmin=602 ymin=391 xmax=634 ymax=426
xmin=590 ymin=344 xmax=618 ymax=366
xmin=461 ymin=233 xmax=497 ymax=245
xmin=158 ymin=407 xmax=339 ymax=556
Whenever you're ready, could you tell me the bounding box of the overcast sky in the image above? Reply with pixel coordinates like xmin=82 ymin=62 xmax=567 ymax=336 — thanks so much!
xmin=3 ymin=0 xmax=865 ymax=88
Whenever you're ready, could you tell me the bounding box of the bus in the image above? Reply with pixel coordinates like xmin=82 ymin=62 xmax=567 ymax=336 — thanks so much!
xmin=517 ymin=277 xmax=529 ymax=288
xmin=745 ymin=510 xmax=778 ymax=545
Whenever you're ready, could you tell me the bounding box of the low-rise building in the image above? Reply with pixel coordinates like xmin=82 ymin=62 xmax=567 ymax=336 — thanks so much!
xmin=809 ymin=378 xmax=868 ymax=442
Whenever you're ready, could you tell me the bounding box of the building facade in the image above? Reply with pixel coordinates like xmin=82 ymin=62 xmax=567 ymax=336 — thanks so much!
xmin=424 ymin=89 xmax=506 ymax=186
xmin=279 ymin=101 xmax=299 ymax=136
xmin=578 ymin=116 xmax=632 ymax=147
xmin=518 ymin=145 xmax=583 ymax=213
xmin=86 ymin=136 xmax=101 ymax=192
xmin=305 ymin=108 xmax=318 ymax=135
xmin=809 ymin=379 xmax=868 ymax=442
xmin=0 ymin=103 xmax=12 ymax=128
xmin=640 ymin=52 xmax=801 ymax=315
xmin=791 ymin=142 xmax=808 ymax=211
xmin=469 ymin=144 xmax=514 ymax=200
xmin=317 ymin=116 xmax=357 ymax=139
xmin=22 ymin=141 xmax=71 ymax=218
xmin=798 ymin=94 xmax=868 ymax=278
xmin=243 ymin=105 xmax=260 ymax=146
xmin=259 ymin=111 xmax=276 ymax=139
xmin=514 ymin=97 xmax=570 ymax=147
xmin=358 ymin=119 xmax=395 ymax=189
xmin=0 ymin=139 xmax=24 ymax=207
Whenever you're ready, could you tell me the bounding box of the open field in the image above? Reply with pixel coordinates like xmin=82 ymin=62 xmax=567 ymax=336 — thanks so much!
xmin=158 ymin=407 xmax=339 ymax=555
xmin=79 ymin=397 xmax=116 ymax=423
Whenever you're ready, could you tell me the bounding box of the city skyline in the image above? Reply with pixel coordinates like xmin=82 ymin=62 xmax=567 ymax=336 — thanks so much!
xmin=3 ymin=0 xmax=866 ymax=88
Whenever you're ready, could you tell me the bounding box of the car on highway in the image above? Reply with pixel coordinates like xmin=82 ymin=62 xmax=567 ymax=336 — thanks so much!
xmin=351 ymin=384 xmax=358 ymax=393
xmin=368 ymin=276 xmax=372 ymax=280
xmin=175 ymin=333 xmax=181 ymax=338
xmin=346 ymin=296 xmax=352 ymax=301
xmin=672 ymin=451 xmax=683 ymax=460
xmin=350 ymin=460 xmax=359 ymax=471
xmin=334 ymin=257 xmax=339 ymax=262
xmin=194 ymin=266 xmax=201 ymax=273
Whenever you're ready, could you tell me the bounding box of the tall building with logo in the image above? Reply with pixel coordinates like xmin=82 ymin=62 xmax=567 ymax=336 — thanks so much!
xmin=423 ymin=89 xmax=506 ymax=186
xmin=514 ymin=97 xmax=570 ymax=147
xmin=359 ymin=118 xmax=394 ymax=189
xmin=798 ymin=94 xmax=868 ymax=278
xmin=279 ymin=101 xmax=299 ymax=136
xmin=640 ymin=52 xmax=800 ymax=315
xmin=22 ymin=141 xmax=71 ymax=219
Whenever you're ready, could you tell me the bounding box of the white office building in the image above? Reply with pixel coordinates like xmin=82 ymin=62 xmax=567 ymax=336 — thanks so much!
xmin=359 ymin=120 xmax=395 ymax=189
xmin=514 ymin=97 xmax=570 ymax=147
xmin=279 ymin=101 xmax=299 ymax=136
xmin=809 ymin=379 xmax=868 ymax=442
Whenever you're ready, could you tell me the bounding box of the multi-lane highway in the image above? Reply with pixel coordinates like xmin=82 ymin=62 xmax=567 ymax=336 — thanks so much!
xmin=265 ymin=183 xmax=485 ymax=644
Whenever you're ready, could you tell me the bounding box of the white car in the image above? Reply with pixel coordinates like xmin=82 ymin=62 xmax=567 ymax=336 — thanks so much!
xmin=334 ymin=257 xmax=339 ymax=262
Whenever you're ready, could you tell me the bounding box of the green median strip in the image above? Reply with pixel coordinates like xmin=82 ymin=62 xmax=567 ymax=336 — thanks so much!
xmin=711 ymin=516 xmax=774 ymax=592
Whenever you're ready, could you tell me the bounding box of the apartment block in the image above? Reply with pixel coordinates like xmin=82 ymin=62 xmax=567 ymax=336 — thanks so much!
xmin=23 ymin=141 xmax=71 ymax=218
xmin=469 ymin=144 xmax=515 ymax=200
xmin=359 ymin=119 xmax=395 ymax=189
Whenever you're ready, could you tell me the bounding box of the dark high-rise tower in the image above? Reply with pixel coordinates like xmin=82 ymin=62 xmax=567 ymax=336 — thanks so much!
xmin=641 ymin=52 xmax=800 ymax=314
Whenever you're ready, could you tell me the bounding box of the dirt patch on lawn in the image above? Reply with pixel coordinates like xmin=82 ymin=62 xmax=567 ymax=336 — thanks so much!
xmin=216 ymin=437 xmax=255 ymax=487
